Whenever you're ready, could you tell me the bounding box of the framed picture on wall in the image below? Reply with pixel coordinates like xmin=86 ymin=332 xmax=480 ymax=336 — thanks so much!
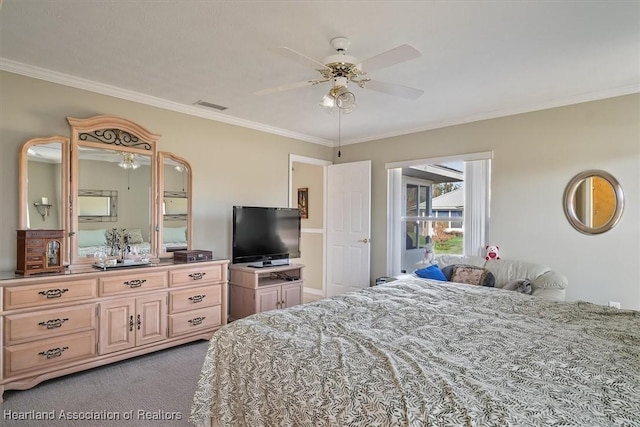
xmin=298 ymin=188 xmax=308 ymax=219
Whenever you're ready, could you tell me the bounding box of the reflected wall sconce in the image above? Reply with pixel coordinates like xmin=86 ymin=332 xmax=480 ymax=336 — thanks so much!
xmin=34 ymin=197 xmax=52 ymax=221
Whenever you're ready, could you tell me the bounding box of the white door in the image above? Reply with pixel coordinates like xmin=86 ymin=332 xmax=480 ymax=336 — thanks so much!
xmin=326 ymin=160 xmax=371 ymax=296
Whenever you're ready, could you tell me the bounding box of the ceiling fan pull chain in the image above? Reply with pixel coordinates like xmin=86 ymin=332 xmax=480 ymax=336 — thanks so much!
xmin=338 ymin=110 xmax=342 ymax=158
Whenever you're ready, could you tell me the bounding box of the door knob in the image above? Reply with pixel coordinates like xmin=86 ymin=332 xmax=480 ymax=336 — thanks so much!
xmin=357 ymin=238 xmax=370 ymax=244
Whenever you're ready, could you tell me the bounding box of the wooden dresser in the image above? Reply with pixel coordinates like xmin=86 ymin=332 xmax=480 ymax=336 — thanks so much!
xmin=0 ymin=259 xmax=228 ymax=401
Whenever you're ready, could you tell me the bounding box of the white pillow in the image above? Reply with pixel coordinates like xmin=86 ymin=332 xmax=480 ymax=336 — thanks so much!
xmin=78 ymin=229 xmax=107 ymax=247
xmin=163 ymin=226 xmax=187 ymax=244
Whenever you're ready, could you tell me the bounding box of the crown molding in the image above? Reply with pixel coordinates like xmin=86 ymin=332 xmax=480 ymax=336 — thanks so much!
xmin=0 ymin=59 xmax=334 ymax=147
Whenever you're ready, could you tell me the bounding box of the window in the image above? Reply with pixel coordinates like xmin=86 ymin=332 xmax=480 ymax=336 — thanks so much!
xmin=386 ymin=152 xmax=491 ymax=277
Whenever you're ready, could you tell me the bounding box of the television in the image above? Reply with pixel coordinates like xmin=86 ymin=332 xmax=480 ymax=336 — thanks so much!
xmin=232 ymin=206 xmax=301 ymax=268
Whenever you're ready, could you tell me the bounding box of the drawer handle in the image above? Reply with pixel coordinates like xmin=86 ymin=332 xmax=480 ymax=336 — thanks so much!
xmin=188 ymin=272 xmax=206 ymax=280
xmin=39 ymin=346 xmax=69 ymax=359
xmin=137 ymin=314 xmax=142 ymax=330
xmin=129 ymin=315 xmax=134 ymax=332
xmin=38 ymin=318 xmax=69 ymax=329
xmin=188 ymin=316 xmax=206 ymax=326
xmin=38 ymin=288 xmax=69 ymax=299
xmin=188 ymin=294 xmax=206 ymax=303
xmin=123 ymin=279 xmax=146 ymax=288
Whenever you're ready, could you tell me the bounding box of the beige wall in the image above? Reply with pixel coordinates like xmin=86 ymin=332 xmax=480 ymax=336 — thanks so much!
xmin=0 ymin=72 xmax=332 ymax=269
xmin=335 ymin=94 xmax=640 ymax=310
xmin=291 ymin=161 xmax=325 ymax=292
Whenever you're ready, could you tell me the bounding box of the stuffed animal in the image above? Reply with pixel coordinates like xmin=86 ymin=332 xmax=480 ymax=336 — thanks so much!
xmin=422 ymin=236 xmax=437 ymax=266
xmin=485 ymin=245 xmax=500 ymax=261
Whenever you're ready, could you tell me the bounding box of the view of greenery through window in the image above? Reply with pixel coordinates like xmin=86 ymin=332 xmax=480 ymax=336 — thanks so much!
xmin=405 ymin=181 xmax=463 ymax=255
xmin=432 ymin=182 xmax=463 ymax=254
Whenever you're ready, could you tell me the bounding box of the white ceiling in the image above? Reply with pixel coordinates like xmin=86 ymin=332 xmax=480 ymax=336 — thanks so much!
xmin=1 ymin=1 xmax=638 ymax=146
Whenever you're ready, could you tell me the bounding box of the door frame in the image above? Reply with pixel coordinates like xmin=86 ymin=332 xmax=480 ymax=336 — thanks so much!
xmin=289 ymin=154 xmax=332 ymax=298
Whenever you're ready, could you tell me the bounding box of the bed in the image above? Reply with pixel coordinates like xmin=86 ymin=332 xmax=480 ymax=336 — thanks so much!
xmin=190 ymin=276 xmax=640 ymax=426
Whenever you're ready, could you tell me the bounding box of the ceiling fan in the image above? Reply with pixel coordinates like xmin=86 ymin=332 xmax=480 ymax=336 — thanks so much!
xmin=254 ymin=37 xmax=424 ymax=112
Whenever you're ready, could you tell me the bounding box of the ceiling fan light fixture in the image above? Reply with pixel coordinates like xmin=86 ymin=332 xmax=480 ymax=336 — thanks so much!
xmin=118 ymin=152 xmax=140 ymax=170
xmin=319 ymin=85 xmax=357 ymax=113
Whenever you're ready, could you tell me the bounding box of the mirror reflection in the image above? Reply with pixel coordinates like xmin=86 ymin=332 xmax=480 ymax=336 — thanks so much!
xmin=160 ymin=153 xmax=191 ymax=254
xmin=78 ymin=190 xmax=118 ymax=221
xmin=572 ymin=176 xmax=616 ymax=228
xmin=23 ymin=140 xmax=65 ymax=229
xmin=564 ymin=170 xmax=624 ymax=235
xmin=75 ymin=146 xmax=152 ymax=259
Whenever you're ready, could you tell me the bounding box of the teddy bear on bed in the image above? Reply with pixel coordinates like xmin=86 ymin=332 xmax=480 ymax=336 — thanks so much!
xmin=485 ymin=245 xmax=500 ymax=261
xmin=422 ymin=236 xmax=437 ymax=266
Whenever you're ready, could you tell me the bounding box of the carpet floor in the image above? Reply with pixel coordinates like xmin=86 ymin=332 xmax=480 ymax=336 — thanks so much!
xmin=1 ymin=340 xmax=210 ymax=426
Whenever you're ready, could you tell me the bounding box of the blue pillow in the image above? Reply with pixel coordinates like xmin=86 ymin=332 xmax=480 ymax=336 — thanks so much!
xmin=415 ymin=264 xmax=447 ymax=281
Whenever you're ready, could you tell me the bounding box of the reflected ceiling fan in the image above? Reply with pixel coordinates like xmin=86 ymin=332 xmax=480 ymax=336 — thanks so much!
xmin=254 ymin=37 xmax=424 ymax=113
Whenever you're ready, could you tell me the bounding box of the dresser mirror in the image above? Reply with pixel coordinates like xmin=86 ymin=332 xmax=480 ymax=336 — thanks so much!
xmin=68 ymin=116 xmax=160 ymax=267
xmin=158 ymin=152 xmax=192 ymax=257
xmin=18 ymin=115 xmax=193 ymax=269
xmin=18 ymin=136 xmax=70 ymax=264
xmin=73 ymin=144 xmax=153 ymax=263
xmin=563 ymin=170 xmax=624 ymax=235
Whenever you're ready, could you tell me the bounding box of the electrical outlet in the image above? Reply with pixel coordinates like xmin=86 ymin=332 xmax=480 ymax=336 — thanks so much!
xmin=608 ymin=301 xmax=621 ymax=309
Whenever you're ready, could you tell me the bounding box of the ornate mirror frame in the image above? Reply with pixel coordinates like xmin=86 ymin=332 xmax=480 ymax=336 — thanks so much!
xmin=18 ymin=115 xmax=193 ymax=270
xmin=563 ymin=169 xmax=624 ymax=235
xmin=18 ymin=136 xmax=70 ymax=265
xmin=68 ymin=115 xmax=160 ymax=267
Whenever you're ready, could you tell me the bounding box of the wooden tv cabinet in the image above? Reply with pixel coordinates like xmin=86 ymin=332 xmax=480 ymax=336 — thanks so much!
xmin=0 ymin=259 xmax=228 ymax=401
xmin=228 ymin=263 xmax=304 ymax=320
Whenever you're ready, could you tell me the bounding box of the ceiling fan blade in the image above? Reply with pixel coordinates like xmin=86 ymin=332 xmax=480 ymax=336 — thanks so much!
xmin=273 ymin=46 xmax=330 ymax=71
xmin=365 ymin=80 xmax=424 ymax=100
xmin=253 ymin=79 xmax=316 ymax=96
xmin=357 ymin=44 xmax=421 ymax=73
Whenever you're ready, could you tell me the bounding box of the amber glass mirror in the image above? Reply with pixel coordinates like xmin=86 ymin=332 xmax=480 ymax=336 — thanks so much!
xmin=563 ymin=170 xmax=624 ymax=235
xmin=68 ymin=116 xmax=159 ymax=266
xmin=158 ymin=152 xmax=192 ymax=257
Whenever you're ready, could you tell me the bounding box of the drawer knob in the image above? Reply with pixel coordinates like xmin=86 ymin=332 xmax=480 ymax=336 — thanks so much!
xmin=38 ymin=288 xmax=69 ymax=299
xmin=123 ymin=279 xmax=146 ymax=288
xmin=188 ymin=272 xmax=206 ymax=280
xmin=188 ymin=294 xmax=206 ymax=303
xmin=188 ymin=316 xmax=206 ymax=326
xmin=39 ymin=346 xmax=69 ymax=359
xmin=38 ymin=318 xmax=69 ymax=329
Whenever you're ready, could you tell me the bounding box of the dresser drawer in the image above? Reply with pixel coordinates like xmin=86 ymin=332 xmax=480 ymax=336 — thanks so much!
xmin=169 ymin=284 xmax=221 ymax=314
xmin=4 ymin=304 xmax=96 ymax=345
xmin=169 ymin=264 xmax=226 ymax=287
xmin=99 ymin=270 xmax=167 ymax=296
xmin=4 ymin=279 xmax=97 ymax=310
xmin=4 ymin=330 xmax=96 ymax=377
xmin=168 ymin=306 xmax=221 ymax=337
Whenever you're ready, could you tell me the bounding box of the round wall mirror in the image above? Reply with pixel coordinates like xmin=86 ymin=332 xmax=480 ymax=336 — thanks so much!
xmin=563 ymin=170 xmax=624 ymax=235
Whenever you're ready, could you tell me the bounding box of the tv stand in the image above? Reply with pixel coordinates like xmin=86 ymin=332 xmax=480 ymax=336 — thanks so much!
xmin=229 ymin=263 xmax=304 ymax=320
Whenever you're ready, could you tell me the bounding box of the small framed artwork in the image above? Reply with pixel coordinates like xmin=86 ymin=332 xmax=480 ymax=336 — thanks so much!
xmin=297 ymin=188 xmax=308 ymax=219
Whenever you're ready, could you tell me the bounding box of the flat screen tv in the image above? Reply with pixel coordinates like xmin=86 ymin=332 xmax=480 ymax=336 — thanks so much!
xmin=232 ymin=206 xmax=301 ymax=267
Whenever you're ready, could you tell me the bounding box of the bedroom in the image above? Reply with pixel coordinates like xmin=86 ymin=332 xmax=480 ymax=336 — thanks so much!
xmin=0 ymin=0 xmax=639 ymax=424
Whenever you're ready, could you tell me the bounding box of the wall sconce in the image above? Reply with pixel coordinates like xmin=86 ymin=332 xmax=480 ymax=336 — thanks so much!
xmin=34 ymin=197 xmax=52 ymax=221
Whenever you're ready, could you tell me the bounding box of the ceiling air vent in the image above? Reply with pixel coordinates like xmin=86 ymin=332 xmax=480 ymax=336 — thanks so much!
xmin=193 ymin=100 xmax=228 ymax=111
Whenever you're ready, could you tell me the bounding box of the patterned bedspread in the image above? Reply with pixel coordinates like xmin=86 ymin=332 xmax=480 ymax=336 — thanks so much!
xmin=190 ymin=276 xmax=640 ymax=426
